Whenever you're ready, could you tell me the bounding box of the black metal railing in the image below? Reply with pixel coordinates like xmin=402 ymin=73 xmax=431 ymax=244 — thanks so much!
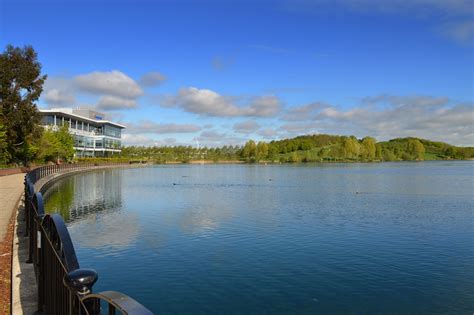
xmin=25 ymin=164 xmax=153 ymax=315
xmin=27 ymin=162 xmax=142 ymax=185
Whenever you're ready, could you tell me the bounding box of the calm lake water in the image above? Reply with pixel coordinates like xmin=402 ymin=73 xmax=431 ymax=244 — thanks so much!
xmin=44 ymin=162 xmax=474 ymax=314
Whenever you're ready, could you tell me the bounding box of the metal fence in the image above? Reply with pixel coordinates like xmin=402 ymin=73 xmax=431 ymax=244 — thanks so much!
xmin=24 ymin=163 xmax=153 ymax=315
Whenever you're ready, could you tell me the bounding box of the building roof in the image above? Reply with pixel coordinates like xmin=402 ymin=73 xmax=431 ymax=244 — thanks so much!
xmin=39 ymin=108 xmax=126 ymax=129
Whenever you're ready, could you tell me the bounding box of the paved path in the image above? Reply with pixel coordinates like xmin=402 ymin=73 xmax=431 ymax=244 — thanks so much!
xmin=0 ymin=173 xmax=25 ymax=314
xmin=0 ymin=173 xmax=24 ymax=241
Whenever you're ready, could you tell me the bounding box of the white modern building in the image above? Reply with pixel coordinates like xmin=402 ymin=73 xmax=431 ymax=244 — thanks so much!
xmin=39 ymin=108 xmax=126 ymax=157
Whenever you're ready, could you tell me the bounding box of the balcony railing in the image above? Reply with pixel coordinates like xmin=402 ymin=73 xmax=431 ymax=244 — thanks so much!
xmin=24 ymin=164 xmax=153 ymax=314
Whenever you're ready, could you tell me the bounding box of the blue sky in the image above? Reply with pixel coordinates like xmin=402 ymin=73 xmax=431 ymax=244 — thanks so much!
xmin=1 ymin=0 xmax=473 ymax=146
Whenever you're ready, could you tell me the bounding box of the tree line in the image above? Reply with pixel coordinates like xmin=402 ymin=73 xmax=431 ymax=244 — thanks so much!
xmin=240 ymin=135 xmax=474 ymax=162
xmin=121 ymin=135 xmax=473 ymax=164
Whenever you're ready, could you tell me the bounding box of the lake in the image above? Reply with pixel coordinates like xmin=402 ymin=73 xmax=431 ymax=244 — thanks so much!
xmin=44 ymin=162 xmax=474 ymax=314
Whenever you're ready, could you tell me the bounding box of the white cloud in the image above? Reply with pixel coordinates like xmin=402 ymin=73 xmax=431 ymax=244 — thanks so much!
xmin=43 ymin=88 xmax=75 ymax=106
xmin=42 ymin=71 xmax=145 ymax=111
xmin=42 ymin=77 xmax=76 ymax=107
xmin=233 ymin=120 xmax=261 ymax=134
xmin=362 ymin=94 xmax=450 ymax=107
xmin=282 ymin=95 xmax=473 ymax=146
xmin=258 ymin=128 xmax=280 ymax=139
xmin=121 ymin=134 xmax=180 ymax=146
xmin=282 ymin=102 xmax=328 ymax=121
xmin=74 ymin=70 xmax=143 ymax=99
xmin=97 ymin=95 xmax=138 ymax=110
xmin=173 ymin=87 xmax=238 ymax=116
xmin=139 ymin=72 xmax=167 ymax=87
xmin=279 ymin=122 xmax=320 ymax=134
xmin=125 ymin=120 xmax=202 ymax=134
xmin=165 ymin=87 xmax=282 ymax=118
xmin=193 ymin=130 xmax=246 ymax=147
xmin=246 ymin=96 xmax=281 ymax=117
xmin=121 ymin=134 xmax=162 ymax=146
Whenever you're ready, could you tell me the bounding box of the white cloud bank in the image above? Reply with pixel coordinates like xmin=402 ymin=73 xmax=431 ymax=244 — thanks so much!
xmin=74 ymin=70 xmax=143 ymax=99
xmin=42 ymin=70 xmax=159 ymax=111
xmin=281 ymin=95 xmax=474 ymax=146
xmin=125 ymin=120 xmax=202 ymax=134
xmin=163 ymin=87 xmax=282 ymax=118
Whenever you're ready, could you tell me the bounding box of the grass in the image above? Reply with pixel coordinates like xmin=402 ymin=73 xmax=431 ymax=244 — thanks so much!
xmin=424 ymin=152 xmax=442 ymax=161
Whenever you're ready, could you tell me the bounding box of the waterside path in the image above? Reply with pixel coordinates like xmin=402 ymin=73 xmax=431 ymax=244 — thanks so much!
xmin=0 ymin=173 xmax=26 ymax=314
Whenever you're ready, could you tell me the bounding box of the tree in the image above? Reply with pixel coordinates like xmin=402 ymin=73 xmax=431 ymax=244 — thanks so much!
xmin=242 ymin=140 xmax=257 ymax=161
xmin=0 ymin=121 xmax=10 ymax=164
xmin=361 ymin=137 xmax=376 ymax=160
xmin=288 ymin=152 xmax=300 ymax=163
xmin=343 ymin=137 xmax=360 ymax=159
xmin=37 ymin=129 xmax=60 ymax=162
xmin=256 ymin=141 xmax=269 ymax=161
xmin=0 ymin=45 xmax=46 ymax=164
xmin=444 ymin=147 xmax=456 ymax=158
xmin=382 ymin=149 xmax=397 ymax=161
xmin=375 ymin=144 xmax=383 ymax=161
xmin=56 ymin=125 xmax=75 ymax=161
xmin=407 ymin=139 xmax=425 ymax=160
xmin=35 ymin=125 xmax=74 ymax=163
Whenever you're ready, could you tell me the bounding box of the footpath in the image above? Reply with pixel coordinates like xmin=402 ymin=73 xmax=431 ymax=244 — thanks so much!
xmin=0 ymin=173 xmax=25 ymax=314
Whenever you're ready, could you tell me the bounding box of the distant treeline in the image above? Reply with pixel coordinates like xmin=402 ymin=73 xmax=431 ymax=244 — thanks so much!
xmin=120 ymin=134 xmax=474 ymax=163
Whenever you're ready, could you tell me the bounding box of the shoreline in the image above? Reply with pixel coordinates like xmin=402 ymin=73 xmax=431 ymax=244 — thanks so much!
xmin=154 ymin=159 xmax=472 ymax=165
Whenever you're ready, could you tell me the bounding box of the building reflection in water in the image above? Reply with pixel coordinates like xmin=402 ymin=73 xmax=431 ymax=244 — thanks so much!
xmin=43 ymin=169 xmax=139 ymax=250
xmin=44 ymin=169 xmax=123 ymax=222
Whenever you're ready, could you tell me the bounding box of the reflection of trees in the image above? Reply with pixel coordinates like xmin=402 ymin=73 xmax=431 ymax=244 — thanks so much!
xmin=44 ymin=170 xmax=123 ymax=223
xmin=44 ymin=170 xmax=139 ymax=250
xmin=44 ymin=178 xmax=75 ymax=221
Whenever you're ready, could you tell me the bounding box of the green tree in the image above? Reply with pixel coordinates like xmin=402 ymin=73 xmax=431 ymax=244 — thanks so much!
xmin=343 ymin=137 xmax=360 ymax=159
xmin=375 ymin=143 xmax=383 ymax=161
xmin=407 ymin=139 xmax=425 ymax=160
xmin=0 ymin=45 xmax=46 ymax=164
xmin=256 ymin=141 xmax=269 ymax=161
xmin=56 ymin=125 xmax=75 ymax=161
xmin=0 ymin=121 xmax=10 ymax=164
xmin=361 ymin=137 xmax=376 ymax=160
xmin=242 ymin=140 xmax=257 ymax=161
xmin=37 ymin=129 xmax=60 ymax=162
xmin=444 ymin=146 xmax=456 ymax=158
xmin=382 ymin=149 xmax=397 ymax=161
xmin=36 ymin=125 xmax=74 ymax=163
xmin=288 ymin=152 xmax=300 ymax=163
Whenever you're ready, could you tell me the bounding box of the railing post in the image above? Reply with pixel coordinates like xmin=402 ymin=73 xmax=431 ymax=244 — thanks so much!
xmin=37 ymin=214 xmax=45 ymax=313
xmin=64 ymin=269 xmax=99 ymax=314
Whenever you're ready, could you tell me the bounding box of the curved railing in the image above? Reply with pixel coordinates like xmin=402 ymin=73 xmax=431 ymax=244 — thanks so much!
xmin=81 ymin=291 xmax=154 ymax=315
xmin=24 ymin=164 xmax=152 ymax=314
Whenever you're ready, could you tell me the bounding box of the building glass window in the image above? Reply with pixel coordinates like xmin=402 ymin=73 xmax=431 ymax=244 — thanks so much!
xmin=85 ymin=137 xmax=94 ymax=148
xmin=74 ymin=135 xmax=84 ymax=147
xmin=103 ymin=125 xmax=121 ymax=138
